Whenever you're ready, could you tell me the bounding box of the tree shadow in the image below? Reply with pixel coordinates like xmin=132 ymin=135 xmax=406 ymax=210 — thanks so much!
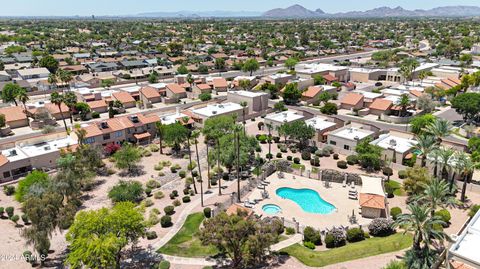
xmin=119 ymin=165 xmax=146 ymax=178
xmin=122 ymin=246 xmax=162 ymax=269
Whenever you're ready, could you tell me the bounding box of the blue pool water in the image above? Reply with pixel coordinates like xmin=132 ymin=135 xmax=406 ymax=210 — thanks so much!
xmin=262 ymin=204 xmax=282 ymax=214
xmin=276 ymin=187 xmax=336 ymax=214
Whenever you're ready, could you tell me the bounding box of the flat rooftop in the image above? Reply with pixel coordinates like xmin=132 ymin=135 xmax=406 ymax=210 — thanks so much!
xmin=121 ymin=85 xmax=141 ymax=93
xmin=160 ymin=111 xmax=189 ymax=125
xmin=191 ymin=102 xmax=242 ymax=117
xmin=19 ymin=136 xmax=78 ymax=158
xmin=229 ymin=90 xmax=267 ymax=98
xmin=355 ymin=90 xmax=383 ymax=100
xmin=370 ymin=133 xmax=417 ymax=154
xmin=449 ymin=210 xmax=480 ymax=267
xmin=264 ymin=111 xmax=305 ymax=123
xmin=305 ymin=116 xmax=336 ymax=131
xmin=330 ymin=126 xmax=374 ymax=141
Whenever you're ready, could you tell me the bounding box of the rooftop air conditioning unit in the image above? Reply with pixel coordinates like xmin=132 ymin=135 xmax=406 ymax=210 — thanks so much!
xmin=212 ymin=111 xmax=217 ymax=115
xmin=389 ymin=139 xmax=397 ymax=147
xmin=10 ymin=149 xmax=17 ymax=156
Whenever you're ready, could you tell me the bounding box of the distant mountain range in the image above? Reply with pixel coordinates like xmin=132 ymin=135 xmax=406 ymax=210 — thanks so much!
xmin=263 ymin=4 xmax=480 ymax=18
xmin=134 ymin=4 xmax=480 ymax=18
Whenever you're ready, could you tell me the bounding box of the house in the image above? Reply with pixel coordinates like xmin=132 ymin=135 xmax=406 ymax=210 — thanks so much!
xmin=159 ymin=107 xmax=195 ymax=127
xmin=82 ymin=113 xmax=159 ymax=146
xmin=0 ymin=135 xmax=78 ymax=183
xmin=369 ymin=98 xmax=393 ymax=116
xmin=16 ymin=68 xmax=50 ymax=80
xmin=120 ymin=60 xmax=148 ymax=70
xmin=327 ymin=124 xmax=376 ymax=152
xmin=301 ymin=86 xmax=323 ymax=102
xmin=295 ymin=63 xmax=348 ymax=82
xmin=349 ymin=68 xmax=384 ymax=83
xmin=87 ymin=100 xmax=108 ymax=114
xmin=88 ymin=62 xmax=118 ymax=72
xmin=190 ymin=102 xmax=243 ymax=126
xmin=370 ymin=131 xmax=418 ymax=165
xmin=211 ymin=78 xmax=228 ymax=92
xmin=0 ymin=106 xmax=28 ymax=128
xmin=192 ymin=84 xmax=212 ymax=98
xmin=264 ymin=111 xmax=305 ymax=130
xmin=447 ymin=209 xmax=480 ymax=269
xmin=305 ymin=116 xmax=338 ymax=144
xmin=0 ymin=71 xmax=11 ymax=81
xmin=139 ymin=86 xmax=162 ymax=107
xmin=43 ymin=102 xmax=71 ymax=121
xmin=262 ymin=73 xmax=294 ymax=86
xmin=359 ymin=176 xmax=387 ymax=219
xmin=233 ymin=76 xmax=258 ymax=89
xmin=340 ymin=93 xmax=364 ymax=110
xmin=227 ymin=90 xmax=269 ymax=115
xmin=165 ymin=83 xmax=187 ymax=103
xmin=112 ymin=91 xmax=136 ymax=108
xmin=61 ymin=65 xmax=88 ymax=75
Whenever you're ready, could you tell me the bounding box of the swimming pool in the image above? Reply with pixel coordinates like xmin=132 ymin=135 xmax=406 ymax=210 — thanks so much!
xmin=262 ymin=204 xmax=282 ymax=214
xmin=276 ymin=187 xmax=336 ymax=214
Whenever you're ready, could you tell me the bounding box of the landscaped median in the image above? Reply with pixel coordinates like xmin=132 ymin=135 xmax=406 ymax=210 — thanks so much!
xmin=158 ymin=212 xmax=218 ymax=258
xmin=280 ymin=233 xmax=413 ymax=267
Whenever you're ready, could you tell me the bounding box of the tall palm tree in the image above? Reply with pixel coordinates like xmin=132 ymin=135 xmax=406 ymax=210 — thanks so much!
xmin=428 ymin=148 xmax=442 ymax=178
xmin=240 ymin=101 xmax=247 ymax=134
xmin=424 ymin=119 xmax=451 ymax=143
xmin=50 ymin=92 xmax=68 ymax=132
xmin=418 ymin=178 xmax=456 ymax=217
xmin=437 ymin=147 xmax=454 ymax=181
xmin=63 ymin=91 xmax=77 ymax=124
xmin=413 ymin=135 xmax=436 ymax=167
xmin=186 ymin=130 xmax=198 ymax=194
xmin=456 ymin=152 xmax=474 ymax=202
xmin=418 ymin=70 xmax=428 ymax=86
xmin=266 ymin=123 xmax=273 ymax=160
xmin=204 ymin=137 xmax=212 ymax=189
xmin=48 ymin=73 xmax=58 ymax=89
xmin=74 ymin=123 xmax=87 ymax=148
xmin=191 ymin=130 xmax=204 ymax=206
xmin=234 ymin=125 xmax=242 ymax=202
xmin=395 ymin=203 xmax=448 ymax=252
xmin=16 ymin=88 xmax=29 ymax=120
xmin=398 ymin=94 xmax=410 ymax=117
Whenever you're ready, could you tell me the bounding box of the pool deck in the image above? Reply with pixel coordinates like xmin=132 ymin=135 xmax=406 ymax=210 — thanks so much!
xmin=248 ymin=173 xmax=372 ymax=229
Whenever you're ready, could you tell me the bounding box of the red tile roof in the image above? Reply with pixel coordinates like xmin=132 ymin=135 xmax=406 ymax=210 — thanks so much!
xmin=323 ymin=74 xmax=338 ymax=82
xmin=302 ymin=86 xmax=322 ymax=98
xmin=140 ymin=86 xmax=160 ymax=99
xmin=167 ymin=83 xmax=186 ymax=94
xmin=360 ymin=194 xmax=386 ymax=209
xmin=341 ymin=93 xmax=364 ymax=106
xmin=112 ymin=91 xmax=135 ymax=104
xmin=369 ymin=98 xmax=392 ymax=111
xmin=0 ymin=106 xmax=27 ymax=122
xmin=212 ymin=78 xmax=228 ymax=88
xmin=87 ymin=100 xmax=108 ymax=109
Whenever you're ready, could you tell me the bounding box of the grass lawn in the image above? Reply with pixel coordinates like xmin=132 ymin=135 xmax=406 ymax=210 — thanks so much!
xmin=158 ymin=212 xmax=218 ymax=258
xmin=291 ymin=163 xmax=306 ymax=170
xmin=280 ymin=233 xmax=412 ymax=267
xmin=388 ymin=180 xmax=407 ymax=196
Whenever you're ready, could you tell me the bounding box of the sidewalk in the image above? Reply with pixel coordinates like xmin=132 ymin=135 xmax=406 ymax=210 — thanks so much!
xmin=271 ymin=234 xmax=303 ymax=251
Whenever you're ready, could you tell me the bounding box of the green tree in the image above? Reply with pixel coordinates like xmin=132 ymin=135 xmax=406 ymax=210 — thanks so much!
xmin=279 ymin=120 xmax=315 ymax=149
xmin=215 ymin=58 xmax=226 ymax=70
xmin=162 ymin=122 xmax=189 ymax=155
xmin=409 ymin=114 xmax=436 ymax=135
xmin=313 ymin=74 xmax=326 ymax=85
xmin=156 ymin=122 xmax=165 ymax=154
xmin=108 ymin=180 xmax=144 ymax=203
xmin=39 ymin=55 xmax=59 ymax=73
xmin=418 ymin=178 xmax=456 ymax=217
xmin=284 ymin=57 xmax=299 ymax=70
xmin=242 ymin=58 xmax=260 ymax=76
xmin=398 ymin=94 xmax=410 ymax=117
xmin=451 ymin=92 xmax=480 ymax=123
xmin=413 ymin=135 xmax=437 ymax=167
xmin=424 ymin=118 xmax=451 ymax=143
xmin=74 ymin=102 xmax=91 ymax=121
xmin=66 ymin=202 xmax=146 ymax=269
xmin=177 ymin=64 xmax=188 ymax=75
xmin=50 ymin=92 xmax=68 ymax=132
xmin=2 ymin=83 xmax=21 ymax=106
xmin=101 ymin=79 xmax=114 ymax=89
xmin=148 ymin=72 xmax=159 ymax=83
xmin=403 ymin=166 xmax=432 ymax=195
xmin=199 ymin=92 xmax=212 ymax=101
xmin=355 ymin=138 xmax=383 ymax=171
xmin=15 ymin=171 xmax=49 ymax=202
xmin=282 ymin=83 xmax=302 ymax=105
xmin=113 ymin=143 xmax=142 ymax=174
xmin=320 ymin=102 xmax=338 ymax=115
xmin=63 ymin=91 xmax=77 ymax=124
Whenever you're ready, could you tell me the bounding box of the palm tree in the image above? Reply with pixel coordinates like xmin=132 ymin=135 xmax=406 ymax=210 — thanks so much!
xmin=74 ymin=123 xmax=87 ymax=148
xmin=266 ymin=123 xmax=273 ymax=160
xmin=428 ymin=148 xmax=442 ymax=178
xmin=16 ymin=88 xmax=29 ymax=118
xmin=204 ymin=137 xmax=212 ymax=189
xmin=186 ymin=73 xmax=194 ymax=91
xmin=234 ymin=125 xmax=242 ymax=202
xmin=240 ymin=101 xmax=247 ymax=134
xmin=239 ymin=79 xmax=250 ymax=91
xmin=186 ymin=130 xmax=198 ymax=194
xmin=435 ymin=147 xmax=454 ymax=181
xmin=418 ymin=178 xmax=456 ymax=217
xmin=48 ymin=73 xmax=58 ymax=89
xmin=155 ymin=122 xmax=164 ymax=154
xmin=63 ymin=91 xmax=77 ymax=124
xmin=398 ymin=94 xmax=410 ymax=117
xmin=424 ymin=119 xmax=451 ymax=143
xmin=418 ymin=70 xmax=428 ymax=86
xmin=413 ymin=135 xmax=436 ymax=167
xmin=191 ymin=130 xmax=204 ymax=206
xmin=456 ymin=152 xmax=474 ymax=202
xmin=50 ymin=92 xmax=68 ymax=132
xmin=395 ymin=203 xmax=448 ymax=252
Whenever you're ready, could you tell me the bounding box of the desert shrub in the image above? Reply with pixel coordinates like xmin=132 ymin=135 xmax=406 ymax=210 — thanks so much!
xmin=169 ymin=193 xmax=175 ymax=199
xmin=322 ymin=148 xmax=331 ymax=157
xmin=145 ymin=188 xmax=152 ymax=197
xmin=173 ymin=199 xmax=181 ymax=206
xmin=303 ymin=226 xmax=322 ymax=245
xmin=291 ymin=148 xmax=297 ymax=153
xmin=91 ymin=111 xmax=100 ymax=118
xmin=21 ymin=214 xmax=29 ymax=224
xmin=160 ymin=216 xmax=172 ymax=228
xmin=146 ymin=179 xmax=161 ymax=189
xmin=108 ymin=180 xmax=144 ymax=203
xmin=326 ymin=228 xmax=346 ymax=248
xmin=146 ymin=214 xmax=160 ymax=226
xmin=384 ymin=182 xmax=396 ymax=198
xmin=10 ymin=215 xmax=19 ymax=224
xmin=303 ymin=241 xmax=315 ymax=249
xmin=324 ymin=233 xmax=334 ymax=248
xmin=383 ymin=260 xmax=406 ymax=269
xmin=346 ymin=155 xmax=358 ymax=165
xmin=170 ymin=166 xmax=177 ymax=173
xmin=398 ymin=170 xmax=407 ymax=179
xmin=5 ymin=207 xmax=14 ymax=218
xmin=3 ymin=185 xmax=15 ymax=196
xmin=293 ymin=157 xmax=300 ymax=164
xmin=149 ymin=144 xmax=159 ymax=152
xmin=435 ymin=209 xmax=451 ymax=225
xmin=203 ymin=207 xmax=212 ymax=218
xmin=182 ymin=196 xmax=191 ymax=203
xmin=23 ymin=250 xmax=35 ymax=265
xmin=143 ymin=199 xmax=154 ymax=207
xmin=333 ymin=153 xmax=339 ymax=160
xmin=346 ymin=227 xmax=365 ymax=243
xmin=276 ymin=152 xmax=282 ymax=158
xmin=159 ymin=260 xmax=171 ymax=269
xmin=266 ymin=153 xmax=273 ymax=159
xmin=287 ymin=156 xmax=293 ymax=161
xmin=310 ymin=157 xmax=320 ymax=167
xmin=146 ymin=231 xmax=158 ymax=240
xmin=390 ymin=207 xmax=402 ymax=220
xmin=273 ymin=136 xmax=280 ymax=143
xmin=469 ymin=204 xmax=480 ymax=217
xmin=368 ymin=218 xmax=395 ymax=237
xmin=179 ymin=170 xmax=186 ymax=178
xmin=337 ymin=160 xmax=347 ymax=169
xmin=183 ymin=188 xmax=190 ymax=195
xmin=154 ymin=164 xmax=164 ymax=171
xmin=164 ymin=206 xmax=175 ymax=215
xmin=158 ymin=171 xmax=165 ymax=176
xmin=285 ymin=227 xmax=295 ymax=235
xmin=301 ymin=151 xmax=311 ymax=160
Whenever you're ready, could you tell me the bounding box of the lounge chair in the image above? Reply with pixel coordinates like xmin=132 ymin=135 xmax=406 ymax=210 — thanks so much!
xmin=244 ymin=202 xmax=253 ymax=208
xmin=257 ymin=184 xmax=265 ymax=189
xmin=261 ymin=181 xmax=269 ymax=186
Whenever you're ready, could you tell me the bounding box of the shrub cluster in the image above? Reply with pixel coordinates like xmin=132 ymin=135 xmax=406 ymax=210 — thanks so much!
xmin=368 ymin=218 xmax=395 ymax=237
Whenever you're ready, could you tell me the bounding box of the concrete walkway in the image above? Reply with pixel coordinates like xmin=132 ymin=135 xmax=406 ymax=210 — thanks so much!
xmin=160 ymin=254 xmax=216 ymax=266
xmin=272 ymin=234 xmax=303 ymax=251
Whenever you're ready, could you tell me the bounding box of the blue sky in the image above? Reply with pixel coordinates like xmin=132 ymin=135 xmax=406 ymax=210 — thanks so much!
xmin=1 ymin=0 xmax=479 ymax=16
